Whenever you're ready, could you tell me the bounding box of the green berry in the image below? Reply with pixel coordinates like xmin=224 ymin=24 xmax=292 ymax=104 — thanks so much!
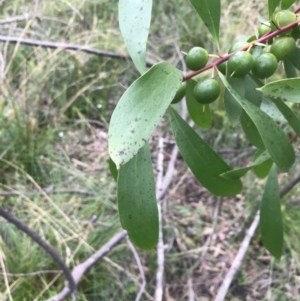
xmin=258 ymin=23 xmax=271 ymax=37
xmin=270 ymin=36 xmax=296 ymax=60
xmin=271 ymin=10 xmax=297 ymax=31
xmin=171 ymin=83 xmax=186 ymax=104
xmin=229 ymin=41 xmax=248 ymax=53
xmin=193 ymin=79 xmax=220 ymax=104
xmin=252 ymin=53 xmax=278 ymax=79
xmin=227 ymin=51 xmax=253 ymax=78
xmin=186 ymin=47 xmax=209 ymax=71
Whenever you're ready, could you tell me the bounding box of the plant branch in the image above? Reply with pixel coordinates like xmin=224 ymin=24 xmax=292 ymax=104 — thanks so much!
xmin=214 ymin=173 xmax=300 ymax=301
xmin=183 ymin=19 xmax=300 ymax=81
xmin=0 ymin=35 xmax=152 ymax=67
xmin=46 ymin=230 xmax=127 ymax=301
xmin=0 ymin=207 xmax=76 ymax=292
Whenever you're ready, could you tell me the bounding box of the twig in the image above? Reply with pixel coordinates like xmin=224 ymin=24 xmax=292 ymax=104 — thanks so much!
xmin=46 ymin=230 xmax=127 ymax=301
xmin=0 ymin=35 xmax=152 ymax=66
xmin=188 ymin=278 xmax=195 ymax=301
xmin=0 ymin=207 xmax=76 ymax=292
xmin=155 ymin=137 xmax=165 ymax=301
xmin=213 ymin=212 xmax=260 ymax=301
xmin=0 ymin=270 xmax=62 ymax=277
xmin=0 ymin=189 xmax=97 ymax=197
xmin=214 ymin=173 xmax=300 ymax=301
xmin=126 ymin=237 xmax=147 ymax=301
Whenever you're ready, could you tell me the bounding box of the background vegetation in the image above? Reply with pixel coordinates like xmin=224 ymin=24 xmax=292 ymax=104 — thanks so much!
xmin=1 ymin=0 xmax=300 ymax=300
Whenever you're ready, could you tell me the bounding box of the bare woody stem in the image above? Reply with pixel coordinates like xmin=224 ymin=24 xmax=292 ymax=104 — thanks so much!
xmin=183 ymin=19 xmax=300 ymax=81
xmin=0 ymin=207 xmax=76 ymax=292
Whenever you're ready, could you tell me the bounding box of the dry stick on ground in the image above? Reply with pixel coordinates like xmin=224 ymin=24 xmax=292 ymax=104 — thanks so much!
xmin=46 ymin=230 xmax=127 ymax=301
xmin=214 ymin=173 xmax=300 ymax=301
xmin=126 ymin=237 xmax=147 ymax=301
xmin=0 ymin=207 xmax=76 ymax=292
xmin=155 ymin=137 xmax=165 ymax=301
xmin=0 ymin=35 xmax=152 ymax=67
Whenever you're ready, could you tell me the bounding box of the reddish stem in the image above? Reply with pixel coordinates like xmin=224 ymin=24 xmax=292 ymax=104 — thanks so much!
xmin=183 ymin=17 xmax=300 ymax=81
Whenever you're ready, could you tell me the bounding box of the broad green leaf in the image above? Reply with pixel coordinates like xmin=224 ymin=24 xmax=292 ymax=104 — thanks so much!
xmin=249 ymin=76 xmax=285 ymax=122
xmin=169 ymin=108 xmax=242 ymax=196
xmin=119 ymin=0 xmax=152 ymax=74
xmin=224 ymin=89 xmax=242 ymax=125
xmin=268 ymin=0 xmax=281 ymax=18
xmin=253 ymin=149 xmax=273 ymax=179
xmin=283 ymin=59 xmax=297 ymax=78
xmin=260 ymin=164 xmax=283 ymax=259
xmin=219 ymin=72 xmax=295 ymax=171
xmin=245 ymin=75 xmax=263 ymax=107
xmin=240 ymin=111 xmax=265 ymax=149
xmin=281 ymin=0 xmax=297 ymax=9
xmin=186 ymin=79 xmax=212 ymax=129
xmin=224 ymin=78 xmax=245 ymax=125
xmin=271 ymin=98 xmax=300 ymax=137
xmin=287 ymin=47 xmax=300 ymax=71
xmin=109 ymin=158 xmax=118 ymax=181
xmin=189 ymin=0 xmax=220 ymax=47
xmin=221 ymin=150 xmax=271 ymax=180
xmin=258 ymin=78 xmax=300 ymax=103
xmin=117 ymin=142 xmax=158 ymax=250
xmin=109 ymin=62 xmax=182 ymax=167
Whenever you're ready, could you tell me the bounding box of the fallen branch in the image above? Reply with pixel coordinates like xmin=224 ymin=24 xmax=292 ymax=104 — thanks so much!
xmin=155 ymin=137 xmax=165 ymax=301
xmin=46 ymin=230 xmax=127 ymax=301
xmin=214 ymin=173 xmax=300 ymax=301
xmin=126 ymin=237 xmax=147 ymax=301
xmin=0 ymin=207 xmax=76 ymax=293
xmin=0 ymin=35 xmax=152 ymax=67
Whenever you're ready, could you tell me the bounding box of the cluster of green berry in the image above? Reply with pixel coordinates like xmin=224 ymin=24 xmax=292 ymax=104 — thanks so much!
xmin=172 ymin=10 xmax=299 ymax=106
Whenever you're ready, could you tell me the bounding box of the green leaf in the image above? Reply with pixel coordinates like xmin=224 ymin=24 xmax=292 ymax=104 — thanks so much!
xmin=186 ymin=79 xmax=212 ymax=129
xmin=240 ymin=111 xmax=265 ymax=149
xmin=188 ymin=0 xmax=220 ymax=47
xmin=281 ymin=0 xmax=297 ymax=9
xmin=117 ymin=142 xmax=158 ymax=250
xmin=109 ymin=158 xmax=118 ymax=181
xmin=169 ymin=108 xmax=242 ymax=196
xmin=258 ymin=78 xmax=300 ymax=103
xmin=271 ymin=98 xmax=300 ymax=137
xmin=260 ymin=164 xmax=283 ymax=259
xmin=224 ymin=77 xmax=244 ymax=125
xmin=109 ymin=62 xmax=182 ymax=167
xmin=219 ymin=72 xmax=295 ymax=171
xmin=253 ymin=149 xmax=273 ymax=179
xmin=221 ymin=150 xmax=271 ymax=180
xmin=119 ymin=0 xmax=152 ymax=74
xmin=268 ymin=0 xmax=281 ymax=18
xmin=245 ymin=75 xmax=263 ymax=107
xmin=287 ymin=47 xmax=300 ymax=71
xmin=224 ymin=89 xmax=243 ymax=125
xmin=283 ymin=59 xmax=297 ymax=78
